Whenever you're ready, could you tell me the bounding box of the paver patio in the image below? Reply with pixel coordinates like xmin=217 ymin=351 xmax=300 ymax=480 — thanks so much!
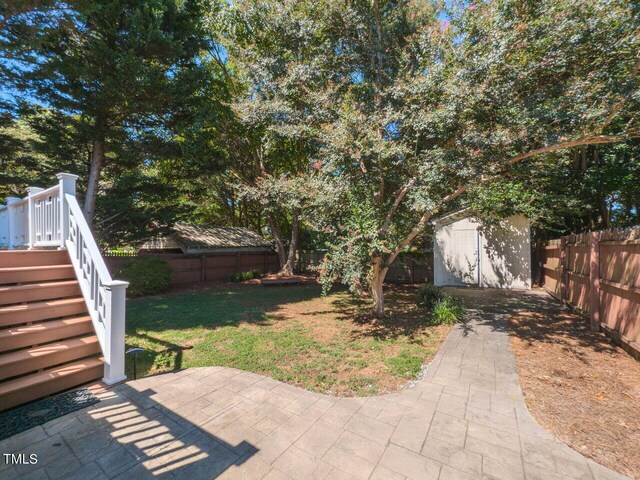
xmin=0 ymin=289 xmax=631 ymax=480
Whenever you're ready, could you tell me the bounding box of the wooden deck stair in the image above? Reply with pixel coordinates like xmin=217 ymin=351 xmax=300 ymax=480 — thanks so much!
xmin=0 ymin=250 xmax=103 ymax=411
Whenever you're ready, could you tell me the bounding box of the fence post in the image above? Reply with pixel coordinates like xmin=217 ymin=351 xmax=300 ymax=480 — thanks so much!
xmin=57 ymin=173 xmax=78 ymax=249
xmin=26 ymin=187 xmax=44 ymax=249
xmin=589 ymin=231 xmax=601 ymax=332
xmin=559 ymin=237 xmax=567 ymax=302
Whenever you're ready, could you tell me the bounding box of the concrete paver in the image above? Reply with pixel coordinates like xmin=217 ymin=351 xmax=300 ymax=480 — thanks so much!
xmin=0 ymin=289 xmax=631 ymax=479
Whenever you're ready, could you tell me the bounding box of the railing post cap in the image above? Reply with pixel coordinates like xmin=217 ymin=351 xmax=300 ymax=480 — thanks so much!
xmin=56 ymin=172 xmax=80 ymax=181
xmin=105 ymin=280 xmax=129 ymax=290
xmin=26 ymin=187 xmax=44 ymax=195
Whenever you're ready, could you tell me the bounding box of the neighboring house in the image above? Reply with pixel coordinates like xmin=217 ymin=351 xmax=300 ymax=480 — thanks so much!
xmin=433 ymin=210 xmax=531 ymax=289
xmin=139 ymin=223 xmax=273 ymax=254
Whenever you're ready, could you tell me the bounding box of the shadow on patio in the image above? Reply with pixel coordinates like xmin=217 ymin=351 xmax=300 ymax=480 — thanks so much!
xmin=0 ymin=370 xmax=263 ymax=479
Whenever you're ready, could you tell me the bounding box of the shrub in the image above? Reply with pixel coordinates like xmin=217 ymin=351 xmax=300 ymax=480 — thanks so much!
xmin=229 ymin=269 xmax=262 ymax=282
xmin=115 ymin=256 xmax=172 ymax=297
xmin=430 ymin=294 xmax=465 ymax=325
xmin=417 ymin=283 xmax=442 ymax=309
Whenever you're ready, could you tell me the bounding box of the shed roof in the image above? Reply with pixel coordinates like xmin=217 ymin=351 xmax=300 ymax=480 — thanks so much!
xmin=140 ymin=223 xmax=272 ymax=252
xmin=431 ymin=208 xmax=473 ymax=226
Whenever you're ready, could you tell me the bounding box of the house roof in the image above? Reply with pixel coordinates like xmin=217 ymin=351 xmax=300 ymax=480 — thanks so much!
xmin=140 ymin=223 xmax=272 ymax=252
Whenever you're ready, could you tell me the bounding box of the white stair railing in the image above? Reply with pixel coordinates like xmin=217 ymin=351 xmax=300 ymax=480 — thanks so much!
xmin=0 ymin=173 xmax=128 ymax=385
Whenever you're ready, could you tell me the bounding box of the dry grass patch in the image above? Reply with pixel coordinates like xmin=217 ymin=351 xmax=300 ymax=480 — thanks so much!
xmin=126 ymin=284 xmax=451 ymax=396
xmin=509 ymin=308 xmax=640 ymax=478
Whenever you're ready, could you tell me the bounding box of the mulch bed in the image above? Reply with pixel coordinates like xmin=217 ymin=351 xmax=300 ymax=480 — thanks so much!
xmin=260 ymin=274 xmax=315 ymax=285
xmin=0 ymin=387 xmax=99 ymax=441
xmin=508 ymin=307 xmax=640 ymax=478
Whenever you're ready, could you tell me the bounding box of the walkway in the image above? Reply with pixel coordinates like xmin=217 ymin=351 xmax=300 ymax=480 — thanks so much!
xmin=0 ymin=289 xmax=631 ymax=480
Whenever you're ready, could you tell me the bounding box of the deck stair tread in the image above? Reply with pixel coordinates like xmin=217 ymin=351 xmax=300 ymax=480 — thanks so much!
xmin=0 ymin=336 xmax=99 ymax=364
xmin=0 ymin=297 xmax=87 ymax=328
xmin=0 ymin=264 xmax=72 ymax=273
xmin=0 ymin=336 xmax=100 ymax=380
xmin=0 ymin=316 xmax=93 ymax=352
xmin=0 ymin=356 xmax=104 ymax=397
xmin=0 ymin=297 xmax=85 ymax=314
xmin=0 ymin=280 xmax=79 ymax=297
xmin=0 ymin=250 xmax=71 ymax=268
xmin=0 ymin=280 xmax=81 ymax=305
xmin=0 ymin=264 xmax=75 ymax=285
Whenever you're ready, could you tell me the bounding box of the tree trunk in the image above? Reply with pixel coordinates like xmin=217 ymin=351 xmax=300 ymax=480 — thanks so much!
xmin=370 ymin=256 xmax=388 ymax=316
xmin=83 ymin=138 xmax=105 ymax=225
xmin=267 ymin=213 xmax=287 ymax=270
xmin=279 ymin=208 xmax=300 ymax=277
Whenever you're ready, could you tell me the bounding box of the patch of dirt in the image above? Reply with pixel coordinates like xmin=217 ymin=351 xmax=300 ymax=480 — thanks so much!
xmin=263 ymin=284 xmax=451 ymax=395
xmin=509 ymin=308 xmax=640 ymax=478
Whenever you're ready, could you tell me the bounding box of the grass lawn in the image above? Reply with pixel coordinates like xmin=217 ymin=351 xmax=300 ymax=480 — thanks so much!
xmin=124 ymin=283 xmax=451 ymax=396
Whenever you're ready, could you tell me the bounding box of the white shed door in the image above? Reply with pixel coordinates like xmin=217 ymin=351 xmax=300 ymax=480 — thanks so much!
xmin=450 ymin=228 xmax=479 ymax=285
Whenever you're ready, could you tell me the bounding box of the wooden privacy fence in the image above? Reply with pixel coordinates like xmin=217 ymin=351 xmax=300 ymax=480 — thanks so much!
xmin=541 ymin=227 xmax=640 ymax=357
xmin=297 ymin=251 xmax=434 ymax=284
xmin=104 ymin=252 xmax=280 ymax=286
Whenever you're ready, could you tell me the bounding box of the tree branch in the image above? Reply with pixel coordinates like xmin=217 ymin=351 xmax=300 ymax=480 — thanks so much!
xmin=385 ymin=131 xmax=640 ymax=266
xmin=379 ymin=177 xmax=415 ymax=235
xmin=502 ymin=132 xmax=640 ymax=168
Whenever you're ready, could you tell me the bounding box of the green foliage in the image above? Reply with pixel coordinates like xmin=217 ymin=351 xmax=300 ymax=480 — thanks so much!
xmin=0 ymin=116 xmax=55 ymax=199
xmin=315 ymin=0 xmax=639 ymax=312
xmin=417 ymin=284 xmax=442 ymax=310
xmin=1 ymin=0 xmax=225 ymax=232
xmin=229 ymin=269 xmax=262 ymax=282
xmin=430 ymin=295 xmax=465 ymax=326
xmin=3 ymin=0 xmax=639 ymax=312
xmin=468 ymin=142 xmax=640 ymax=235
xmin=115 ymin=257 xmax=172 ymax=297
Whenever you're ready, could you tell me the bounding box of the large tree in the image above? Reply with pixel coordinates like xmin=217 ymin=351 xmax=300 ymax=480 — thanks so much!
xmin=208 ymin=0 xmax=343 ymax=275
xmin=1 ymin=0 xmax=211 ymax=224
xmin=317 ymin=0 xmax=640 ymax=315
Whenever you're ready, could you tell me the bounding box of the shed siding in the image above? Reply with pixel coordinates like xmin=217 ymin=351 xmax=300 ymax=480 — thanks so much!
xmin=479 ymin=216 xmax=531 ymax=289
xmin=434 ymin=217 xmax=481 ymax=286
xmin=434 ymin=215 xmax=531 ymax=289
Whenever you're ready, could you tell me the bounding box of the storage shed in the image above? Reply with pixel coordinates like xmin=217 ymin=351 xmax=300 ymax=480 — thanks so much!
xmin=433 ymin=211 xmax=531 ymax=289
